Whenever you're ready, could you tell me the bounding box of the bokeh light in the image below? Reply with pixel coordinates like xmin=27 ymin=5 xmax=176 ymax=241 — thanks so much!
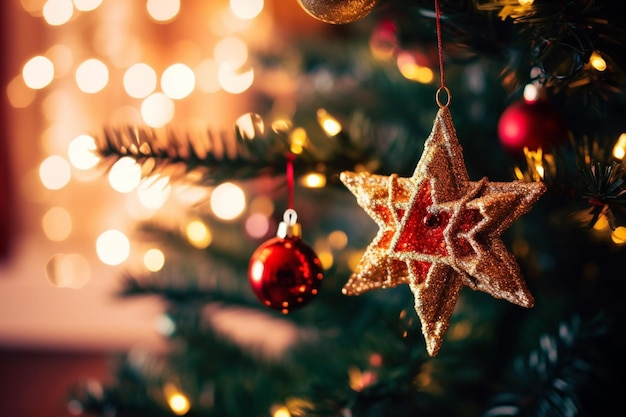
xmin=7 ymin=76 xmax=36 ymax=108
xmin=214 ymin=36 xmax=248 ymax=68
xmin=137 ymin=175 xmax=171 ymax=209
xmin=249 ymin=195 xmax=274 ymax=216
xmin=245 ymin=213 xmax=270 ymax=238
xmin=68 ymin=134 xmax=99 ymax=170
xmin=39 ymin=155 xmax=71 ymax=190
xmin=75 ymin=59 xmax=109 ymax=93
xmin=144 ymin=248 xmax=165 ymax=272
xmin=301 ymin=172 xmax=326 ymax=188
xmin=230 ymin=0 xmax=264 ymax=19
xmin=161 ymin=63 xmax=195 ymax=99
xmin=96 ymin=229 xmax=130 ymax=266
xmin=46 ymin=44 xmax=73 ymax=78
xmin=272 ymin=405 xmax=291 ymax=417
xmin=589 ymin=51 xmax=607 ymax=72
xmin=397 ymin=51 xmax=434 ymax=84
xmin=218 ymin=65 xmax=254 ymax=94
xmin=210 ymin=182 xmax=246 ymax=220
xmin=46 ymin=253 xmax=91 ymax=288
xmin=73 ymin=0 xmax=103 ymax=11
xmin=141 ymin=92 xmax=175 ymax=127
xmin=316 ymin=109 xmax=342 ymax=136
xmin=147 ymin=0 xmax=180 ymax=22
xmin=22 ymin=55 xmax=54 ymax=89
xmin=185 ymin=219 xmax=212 ymax=249
xmin=328 ymin=230 xmax=348 ymax=250
xmin=108 ymin=156 xmax=142 ymax=193
xmin=43 ymin=0 xmax=74 ymax=26
xmin=42 ymin=206 xmax=73 ymax=241
xmin=124 ymin=63 xmax=157 ymax=99
xmin=195 ymin=59 xmax=221 ymax=93
xmin=613 ymin=133 xmax=626 ymax=160
xmin=167 ymin=392 xmax=190 ymax=416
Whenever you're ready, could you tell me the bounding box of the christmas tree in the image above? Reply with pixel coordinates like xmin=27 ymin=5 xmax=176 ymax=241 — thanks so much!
xmin=68 ymin=1 xmax=626 ymax=416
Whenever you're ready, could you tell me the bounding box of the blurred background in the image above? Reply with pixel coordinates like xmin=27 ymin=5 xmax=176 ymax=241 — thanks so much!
xmin=0 ymin=1 xmax=314 ymax=415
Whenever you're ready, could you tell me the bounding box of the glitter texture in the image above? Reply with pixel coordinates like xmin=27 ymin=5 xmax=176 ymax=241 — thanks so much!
xmin=340 ymin=107 xmax=546 ymax=356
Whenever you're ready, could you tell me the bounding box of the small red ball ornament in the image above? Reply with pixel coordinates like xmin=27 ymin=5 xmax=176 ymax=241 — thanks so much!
xmin=248 ymin=209 xmax=324 ymax=314
xmin=497 ymin=98 xmax=568 ymax=154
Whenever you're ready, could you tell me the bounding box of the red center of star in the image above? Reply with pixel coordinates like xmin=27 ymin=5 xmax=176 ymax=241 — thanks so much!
xmin=395 ymin=181 xmax=450 ymax=256
xmin=386 ymin=181 xmax=483 ymax=283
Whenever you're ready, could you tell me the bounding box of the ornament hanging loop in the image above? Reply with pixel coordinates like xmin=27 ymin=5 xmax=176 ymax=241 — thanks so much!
xmin=277 ymin=208 xmax=302 ymax=239
xmin=436 ymin=86 xmax=451 ymax=108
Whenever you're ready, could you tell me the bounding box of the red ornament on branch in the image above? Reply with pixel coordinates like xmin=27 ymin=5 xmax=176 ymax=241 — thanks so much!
xmin=497 ymin=97 xmax=569 ymax=154
xmin=248 ymin=209 xmax=324 ymax=314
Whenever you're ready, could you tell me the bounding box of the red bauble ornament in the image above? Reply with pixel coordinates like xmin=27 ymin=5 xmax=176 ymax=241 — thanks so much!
xmin=248 ymin=209 xmax=324 ymax=314
xmin=497 ymin=98 xmax=568 ymax=154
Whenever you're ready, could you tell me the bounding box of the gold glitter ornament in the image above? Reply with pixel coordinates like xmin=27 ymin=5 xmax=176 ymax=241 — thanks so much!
xmin=340 ymin=107 xmax=546 ymax=356
xmin=296 ymin=0 xmax=378 ymax=24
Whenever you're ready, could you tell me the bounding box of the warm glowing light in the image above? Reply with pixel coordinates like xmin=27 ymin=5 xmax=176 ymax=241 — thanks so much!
xmin=43 ymin=0 xmax=74 ymax=26
xmin=195 ymin=59 xmax=221 ymax=93
xmin=317 ymin=250 xmax=333 ymax=269
xmin=73 ymin=0 xmax=103 ymax=11
xmin=141 ymin=93 xmax=175 ymax=127
xmin=210 ymin=182 xmax=246 ymax=220
xmin=230 ymin=0 xmax=264 ymax=19
xmin=301 ymin=172 xmax=326 ymax=188
xmin=328 ymin=230 xmax=348 ymax=250
xmin=124 ymin=63 xmax=157 ymax=99
xmin=272 ymin=405 xmax=291 ymax=417
xmin=21 ymin=0 xmax=48 ymax=15
xmin=214 ymin=36 xmax=248 ymax=68
xmin=108 ymin=156 xmax=142 ymax=193
xmin=396 ymin=51 xmax=434 ymax=84
xmin=613 ymin=133 xmax=626 ymax=160
xmin=236 ymin=113 xmax=265 ymax=140
xmin=144 ymin=248 xmax=165 ymax=272
xmin=518 ymin=0 xmax=534 ymax=5
xmin=398 ymin=62 xmax=434 ymax=84
xmin=147 ymin=0 xmax=180 ymax=22
xmin=75 ymin=59 xmax=109 ymax=93
xmin=42 ymin=206 xmax=72 ymax=241
xmin=169 ymin=393 xmax=190 ymax=415
xmin=39 ymin=155 xmax=71 ymax=190
xmin=22 ymin=55 xmax=54 ymax=89
xmin=589 ymin=51 xmax=607 ymax=72
xmin=68 ymin=134 xmax=99 ymax=170
xmin=249 ymin=196 xmax=274 ymax=216
xmin=46 ymin=253 xmax=91 ymax=288
xmin=155 ymin=314 xmax=176 ymax=336
xmin=96 ymin=229 xmax=130 ymax=266
xmin=138 ymin=176 xmax=171 ymax=209
xmin=316 ymin=109 xmax=342 ymax=136
xmin=186 ymin=220 xmax=212 ymax=249
xmin=592 ymin=215 xmax=609 ymax=231
xmin=218 ymin=65 xmax=254 ymax=94
xmin=47 ymin=44 xmax=73 ymax=78
xmin=523 ymin=83 xmax=539 ymax=102
xmin=289 ymin=127 xmax=307 ymax=154
xmin=245 ymin=213 xmax=270 ymax=238
xmin=611 ymin=227 xmax=626 ymax=245
xmin=7 ymin=76 xmax=36 ymax=108
xmin=161 ymin=63 xmax=195 ymax=99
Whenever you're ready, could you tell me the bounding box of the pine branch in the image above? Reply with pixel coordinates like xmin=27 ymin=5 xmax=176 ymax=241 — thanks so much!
xmin=482 ymin=315 xmax=613 ymax=417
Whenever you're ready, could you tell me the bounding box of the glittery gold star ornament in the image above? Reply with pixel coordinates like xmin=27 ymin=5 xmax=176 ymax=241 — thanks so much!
xmin=340 ymin=106 xmax=546 ymax=356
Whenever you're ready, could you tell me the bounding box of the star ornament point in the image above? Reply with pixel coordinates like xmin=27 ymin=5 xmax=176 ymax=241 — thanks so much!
xmin=341 ymin=107 xmax=546 ymax=356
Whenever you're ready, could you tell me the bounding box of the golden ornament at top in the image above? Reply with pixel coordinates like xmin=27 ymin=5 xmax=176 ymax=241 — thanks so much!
xmin=296 ymin=0 xmax=378 ymax=24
